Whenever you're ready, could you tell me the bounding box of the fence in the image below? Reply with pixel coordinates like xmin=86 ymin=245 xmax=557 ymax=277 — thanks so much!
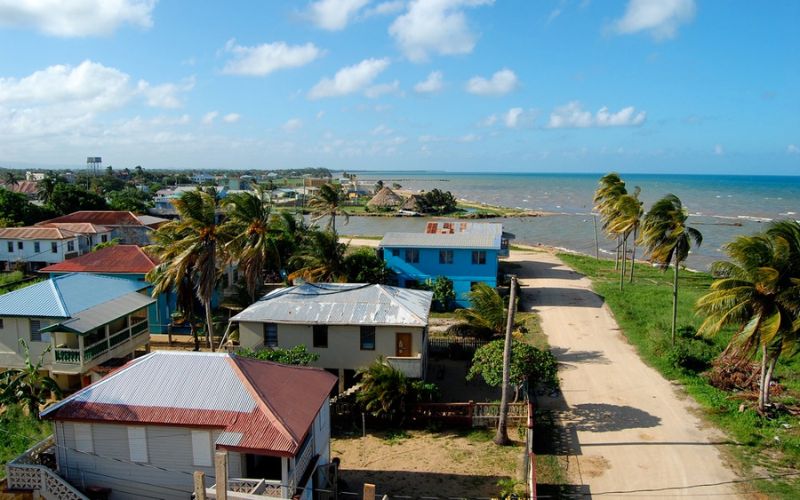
xmin=410 ymin=401 xmax=529 ymax=428
xmin=427 ymin=336 xmax=490 ymax=360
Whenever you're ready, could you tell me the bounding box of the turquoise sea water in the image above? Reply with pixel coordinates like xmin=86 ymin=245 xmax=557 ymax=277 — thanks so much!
xmin=334 ymin=172 xmax=800 ymax=270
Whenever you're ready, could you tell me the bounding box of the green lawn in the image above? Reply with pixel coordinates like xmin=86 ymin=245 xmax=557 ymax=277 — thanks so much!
xmin=0 ymin=405 xmax=53 ymax=478
xmin=559 ymin=253 xmax=800 ymax=497
xmin=0 ymin=271 xmax=42 ymax=294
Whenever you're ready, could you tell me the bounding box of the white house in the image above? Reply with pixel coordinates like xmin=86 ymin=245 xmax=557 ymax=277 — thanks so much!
xmin=5 ymin=351 xmax=338 ymax=500
xmin=0 ymin=224 xmax=112 ymax=271
xmin=232 ymin=283 xmax=433 ymax=384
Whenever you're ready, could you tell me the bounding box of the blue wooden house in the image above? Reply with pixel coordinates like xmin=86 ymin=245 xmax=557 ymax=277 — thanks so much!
xmin=379 ymin=222 xmax=510 ymax=307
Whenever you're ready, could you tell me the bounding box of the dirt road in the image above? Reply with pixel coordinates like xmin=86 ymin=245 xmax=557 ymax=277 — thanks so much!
xmin=508 ymin=249 xmax=742 ymax=498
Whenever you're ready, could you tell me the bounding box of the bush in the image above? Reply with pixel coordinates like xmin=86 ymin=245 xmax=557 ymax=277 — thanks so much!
xmin=656 ymin=326 xmax=718 ymax=373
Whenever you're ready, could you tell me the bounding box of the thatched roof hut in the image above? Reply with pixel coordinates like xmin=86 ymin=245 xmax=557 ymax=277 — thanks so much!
xmin=400 ymin=194 xmax=425 ymax=212
xmin=367 ymin=187 xmax=403 ymax=208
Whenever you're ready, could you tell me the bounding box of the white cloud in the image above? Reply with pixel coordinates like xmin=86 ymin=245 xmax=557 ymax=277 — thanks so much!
xmin=223 ymin=113 xmax=241 ymax=123
xmin=0 ymin=0 xmax=155 ymax=37
xmin=307 ymin=0 xmax=370 ymax=30
xmin=389 ymin=0 xmax=494 ymax=62
xmin=364 ymin=1 xmax=406 ymax=17
xmin=138 ymin=77 xmax=195 ymax=109
xmin=365 ymin=80 xmax=401 ymax=99
xmin=371 ymin=124 xmax=393 ymax=135
xmin=714 ymin=144 xmax=724 ymax=155
xmin=414 ymin=71 xmax=443 ymax=94
xmin=282 ymin=118 xmax=303 ymax=132
xmin=308 ymin=58 xmax=390 ymax=99
xmin=612 ymin=0 xmax=696 ymax=40
xmin=466 ymin=68 xmax=518 ymax=96
xmin=504 ymin=107 xmax=523 ymax=128
xmin=222 ymin=40 xmax=323 ymax=76
xmin=787 ymin=144 xmax=799 ymax=155
xmin=547 ymin=101 xmax=646 ymax=128
xmin=202 ymin=111 xmax=219 ymax=125
xmin=480 ymin=114 xmax=497 ymax=127
xmin=459 ymin=133 xmax=479 ymax=143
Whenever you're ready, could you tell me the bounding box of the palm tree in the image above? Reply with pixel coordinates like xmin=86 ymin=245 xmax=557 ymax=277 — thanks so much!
xmin=639 ymin=194 xmax=703 ymax=344
xmin=356 ymin=357 xmax=412 ymax=422
xmin=0 ymin=340 xmax=62 ymax=417
xmin=37 ymin=175 xmax=57 ymax=204
xmin=148 ymin=189 xmax=224 ymax=350
xmin=607 ymin=187 xmax=643 ymax=290
xmin=696 ymin=220 xmax=800 ymax=412
xmin=3 ymin=171 xmax=19 ymax=187
xmin=593 ymin=173 xmax=628 ymax=270
xmin=288 ymin=229 xmax=348 ymax=283
xmin=450 ymin=283 xmax=508 ymax=338
xmin=147 ymin=254 xmax=202 ymax=350
xmin=308 ymin=183 xmax=349 ymax=232
xmin=222 ymin=189 xmax=280 ymax=301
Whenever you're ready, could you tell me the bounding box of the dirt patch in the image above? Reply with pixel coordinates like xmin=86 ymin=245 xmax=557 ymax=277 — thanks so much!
xmin=331 ymin=429 xmax=523 ymax=498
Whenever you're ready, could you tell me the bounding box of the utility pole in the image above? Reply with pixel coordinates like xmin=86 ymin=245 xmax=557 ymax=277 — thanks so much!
xmin=494 ymin=275 xmax=517 ymax=446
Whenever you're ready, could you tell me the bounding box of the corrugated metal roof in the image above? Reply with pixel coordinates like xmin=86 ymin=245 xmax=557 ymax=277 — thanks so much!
xmin=46 ymin=292 xmax=155 ymax=334
xmin=37 ymin=211 xmax=144 ymax=227
xmin=40 ymin=245 xmax=158 ymax=274
xmin=230 ymin=283 xmax=433 ymax=327
xmin=0 ymin=273 xmax=149 ymax=318
xmin=379 ymin=231 xmax=501 ymax=249
xmin=41 ymin=351 xmax=338 ymax=456
xmin=41 ymin=223 xmax=109 ymax=234
xmin=0 ymin=227 xmax=71 ymax=240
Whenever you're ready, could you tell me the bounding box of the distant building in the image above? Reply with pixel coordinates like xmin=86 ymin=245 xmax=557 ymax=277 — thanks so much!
xmin=379 ymin=222 xmax=511 ymax=307
xmin=191 ymin=172 xmax=215 ymax=184
xmin=0 ymin=224 xmax=112 ymax=271
xmin=37 ymin=211 xmax=157 ymax=245
xmin=25 ymin=171 xmax=46 ymax=181
xmin=0 ymin=180 xmax=39 ymax=200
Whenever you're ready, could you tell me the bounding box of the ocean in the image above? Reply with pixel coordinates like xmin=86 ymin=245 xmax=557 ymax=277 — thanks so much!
xmin=331 ymin=172 xmax=800 ymax=271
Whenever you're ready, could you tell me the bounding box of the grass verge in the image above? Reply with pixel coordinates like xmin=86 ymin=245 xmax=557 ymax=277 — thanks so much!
xmin=559 ymin=253 xmax=800 ymax=498
xmin=0 ymin=405 xmax=53 ymax=479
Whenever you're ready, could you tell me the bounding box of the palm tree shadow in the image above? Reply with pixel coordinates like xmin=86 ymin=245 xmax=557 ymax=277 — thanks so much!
xmin=550 ymin=347 xmax=610 ymax=365
xmin=563 ymin=403 xmax=661 ymax=433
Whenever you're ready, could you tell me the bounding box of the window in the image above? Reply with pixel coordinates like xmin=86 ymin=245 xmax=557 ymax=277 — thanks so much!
xmin=472 ymin=250 xmax=487 ymax=265
xmin=74 ymin=423 xmax=93 ymax=453
xmin=191 ymin=430 xmax=212 ymax=467
xmin=313 ymin=325 xmax=328 ymax=348
xmin=34 ymin=242 xmax=40 ymax=253
xmin=404 ymin=279 xmax=419 ymax=289
xmin=391 ymin=248 xmax=400 ymax=257
xmin=439 ymin=250 xmax=454 ymax=264
xmin=405 ymin=248 xmax=419 ymax=263
xmin=263 ymin=323 xmax=278 ymax=347
xmin=101 ymin=234 xmax=108 ymax=243
xmin=17 ymin=241 xmax=23 ymax=250
xmin=6 ymin=242 xmax=12 ymax=252
xmin=127 ymin=426 xmax=148 ymax=462
xmin=67 ymin=241 xmax=75 ymax=252
xmin=360 ymin=326 xmax=376 ymax=350
xmin=51 ymin=242 xmax=58 ymax=253
xmin=30 ymin=320 xmax=50 ymax=343
xmin=0 ymin=319 xmax=4 ymax=329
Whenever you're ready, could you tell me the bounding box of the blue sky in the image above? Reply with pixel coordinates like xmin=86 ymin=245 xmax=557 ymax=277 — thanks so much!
xmin=0 ymin=0 xmax=798 ymax=174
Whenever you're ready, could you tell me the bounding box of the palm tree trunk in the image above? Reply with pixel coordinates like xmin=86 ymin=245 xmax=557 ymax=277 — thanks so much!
xmin=205 ymin=300 xmax=215 ymax=352
xmin=629 ymin=227 xmax=637 ymax=283
xmin=331 ymin=212 xmax=336 ymax=233
xmin=671 ymin=256 xmax=679 ymax=345
xmin=619 ymin=235 xmax=627 ymax=291
xmin=494 ymin=276 xmax=517 ymax=446
xmin=614 ymin=236 xmax=620 ymax=270
xmin=760 ymin=347 xmax=778 ymax=411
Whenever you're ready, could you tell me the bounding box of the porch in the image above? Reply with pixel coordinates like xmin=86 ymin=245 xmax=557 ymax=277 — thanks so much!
xmin=386 ymin=353 xmax=423 ymax=378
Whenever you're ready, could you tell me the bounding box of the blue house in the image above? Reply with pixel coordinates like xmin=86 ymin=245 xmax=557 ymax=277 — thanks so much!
xmin=379 ymin=222 xmax=510 ymax=307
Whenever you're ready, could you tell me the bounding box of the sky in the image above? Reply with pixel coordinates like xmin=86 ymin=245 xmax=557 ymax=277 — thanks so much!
xmin=0 ymin=0 xmax=798 ymax=174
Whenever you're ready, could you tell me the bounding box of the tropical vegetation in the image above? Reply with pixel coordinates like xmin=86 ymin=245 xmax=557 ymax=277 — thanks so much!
xmin=356 ymin=358 xmax=439 ymax=424
xmin=449 ymin=283 xmax=509 ymax=338
xmin=237 ymin=345 xmax=319 ymax=366
xmin=308 ymin=182 xmax=349 ymax=232
xmin=0 ymin=340 xmax=62 ymax=417
xmin=467 ymin=339 xmax=559 ymax=401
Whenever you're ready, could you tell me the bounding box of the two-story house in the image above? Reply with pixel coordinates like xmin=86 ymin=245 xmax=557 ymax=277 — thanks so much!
xmin=379 ymin=222 xmax=511 ymax=307
xmin=36 ymin=211 xmax=161 ymax=245
xmin=0 ymin=273 xmax=154 ymax=389
xmin=5 ymin=351 xmax=337 ymax=500
xmin=233 ymin=283 xmax=433 ymax=386
xmin=0 ymin=224 xmax=112 ymax=271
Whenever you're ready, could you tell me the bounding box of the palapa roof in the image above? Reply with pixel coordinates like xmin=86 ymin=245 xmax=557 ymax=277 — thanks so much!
xmin=231 ymin=283 xmax=432 ymax=327
xmin=400 ymin=194 xmax=425 ymax=211
xmin=40 ymin=245 xmax=158 ymax=275
xmin=41 ymin=351 xmax=338 ymax=456
xmin=367 ymin=187 xmax=403 ymax=208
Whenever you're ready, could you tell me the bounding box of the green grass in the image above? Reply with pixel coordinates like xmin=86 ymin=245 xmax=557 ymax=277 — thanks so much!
xmin=0 ymin=405 xmax=53 ymax=478
xmin=559 ymin=253 xmax=800 ymax=497
xmin=0 ymin=272 xmax=42 ymax=294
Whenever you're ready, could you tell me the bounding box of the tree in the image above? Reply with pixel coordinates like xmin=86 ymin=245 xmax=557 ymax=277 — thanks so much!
xmin=48 ymin=183 xmax=108 ymax=215
xmin=450 ymin=283 xmax=507 ymax=338
xmin=108 ymin=187 xmax=153 ymax=213
xmin=288 ymin=229 xmax=348 ymax=282
xmin=0 ymin=189 xmax=53 ymax=226
xmin=308 ymin=183 xmax=349 ymax=232
xmin=640 ymin=194 xmax=702 ymax=344
xmin=343 ymin=247 xmax=393 ymax=284
xmin=607 ymin=188 xmax=643 ymax=289
xmin=467 ymin=339 xmax=559 ymax=402
xmin=696 ymin=220 xmax=800 ymax=412
xmin=36 ymin=175 xmax=58 ymax=204
xmin=3 ymin=171 xmax=19 ymax=187
xmin=593 ymin=173 xmax=628 ymax=271
xmin=420 ymin=189 xmax=457 ymax=214
xmin=0 ymin=339 xmax=62 ymax=417
xmin=356 ymin=358 xmax=438 ymax=423
xmin=426 ymin=276 xmax=456 ymax=312
xmin=237 ymin=345 xmax=319 ymax=365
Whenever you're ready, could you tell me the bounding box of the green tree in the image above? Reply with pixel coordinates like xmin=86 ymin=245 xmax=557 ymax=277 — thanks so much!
xmin=467 ymin=339 xmax=558 ymax=401
xmin=420 ymin=189 xmax=457 ymax=214
xmin=0 ymin=190 xmax=52 ymax=226
xmin=237 ymin=345 xmax=319 ymax=365
xmin=356 ymin=358 xmax=438 ymax=423
xmin=2 ymin=171 xmax=19 ymax=187
xmin=639 ymin=194 xmax=703 ymax=344
xmin=36 ymin=175 xmax=58 ymax=204
xmin=696 ymin=220 xmax=800 ymax=411
xmin=593 ymin=173 xmax=628 ymax=270
xmin=0 ymin=340 xmax=62 ymax=417
xmin=343 ymin=247 xmax=393 ymax=284
xmin=288 ymin=229 xmax=348 ymax=282
xmin=48 ymin=183 xmax=108 ymax=215
xmin=607 ymin=187 xmax=643 ymax=289
xmin=308 ymin=183 xmax=349 ymax=232
xmin=450 ymin=283 xmax=507 ymax=338
xmin=426 ymin=276 xmax=456 ymax=312
xmin=108 ymin=187 xmax=153 ymax=213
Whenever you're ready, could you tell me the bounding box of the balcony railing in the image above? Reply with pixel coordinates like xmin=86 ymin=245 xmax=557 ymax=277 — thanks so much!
xmin=5 ymin=435 xmax=88 ymax=500
xmin=207 ymin=478 xmax=284 ymax=499
xmin=53 ymin=320 xmax=149 ymax=366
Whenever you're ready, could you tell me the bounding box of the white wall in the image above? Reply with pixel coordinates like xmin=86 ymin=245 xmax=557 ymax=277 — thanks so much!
xmin=0 ymin=316 xmax=53 ymax=369
xmin=0 ymin=238 xmax=74 ymax=265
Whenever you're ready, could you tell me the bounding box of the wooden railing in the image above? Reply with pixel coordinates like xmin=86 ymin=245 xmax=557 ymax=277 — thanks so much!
xmin=53 ymin=320 xmax=149 ymax=366
xmin=5 ymin=435 xmax=88 ymax=500
xmin=411 ymin=401 xmax=528 ymax=428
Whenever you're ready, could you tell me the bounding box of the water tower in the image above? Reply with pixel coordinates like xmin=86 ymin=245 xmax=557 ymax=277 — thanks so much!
xmin=86 ymin=156 xmax=102 ymax=176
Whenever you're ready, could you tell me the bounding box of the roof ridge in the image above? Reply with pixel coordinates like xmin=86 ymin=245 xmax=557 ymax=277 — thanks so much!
xmin=378 ymin=284 xmax=429 ymax=324
xmin=49 ymin=277 xmax=70 ymax=317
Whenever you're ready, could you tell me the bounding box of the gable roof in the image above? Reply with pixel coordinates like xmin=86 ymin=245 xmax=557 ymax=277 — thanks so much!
xmin=0 ymin=180 xmax=38 ymax=196
xmin=41 ymin=351 xmax=337 ymax=456
xmin=40 ymin=245 xmax=158 ymax=275
xmin=40 ymin=223 xmax=109 ymax=234
xmin=0 ymin=227 xmax=74 ymax=240
xmin=0 ymin=273 xmax=149 ymax=319
xmin=37 ymin=211 xmax=144 ymax=227
xmin=380 ymin=222 xmax=504 ymax=250
xmin=231 ymin=283 xmax=432 ymax=327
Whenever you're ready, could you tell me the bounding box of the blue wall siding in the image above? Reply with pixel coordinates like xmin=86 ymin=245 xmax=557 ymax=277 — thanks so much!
xmin=382 ymin=247 xmax=498 ymax=306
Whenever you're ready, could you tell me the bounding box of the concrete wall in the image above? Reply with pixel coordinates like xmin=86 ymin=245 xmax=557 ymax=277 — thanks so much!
xmin=238 ymin=322 xmax=424 ymax=372
xmin=0 ymin=316 xmax=55 ymax=370
xmin=0 ymin=238 xmax=74 ymax=268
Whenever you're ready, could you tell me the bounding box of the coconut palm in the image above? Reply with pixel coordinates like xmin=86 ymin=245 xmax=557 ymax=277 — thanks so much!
xmin=146 ymin=247 xmax=202 ymax=351
xmin=3 ymin=171 xmax=19 ymax=187
xmin=593 ymin=173 xmax=628 ymax=270
xmin=308 ymin=183 xmax=349 ymax=232
xmin=0 ymin=340 xmax=62 ymax=417
xmin=356 ymin=357 xmax=412 ymax=422
xmin=449 ymin=283 xmax=508 ymax=338
xmin=222 ymin=189 xmax=280 ymax=301
xmin=639 ymin=194 xmax=703 ymax=344
xmin=696 ymin=220 xmax=800 ymax=411
xmin=36 ymin=175 xmax=57 ymax=204
xmin=287 ymin=229 xmax=348 ymax=282
xmin=607 ymin=187 xmax=643 ymax=289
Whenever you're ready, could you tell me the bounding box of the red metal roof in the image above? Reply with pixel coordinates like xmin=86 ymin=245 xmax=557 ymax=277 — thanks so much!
xmin=41 ymin=352 xmax=337 ymax=456
xmin=38 ymin=211 xmax=144 ymax=227
xmin=40 ymin=245 xmax=159 ymax=274
xmin=40 ymin=223 xmax=109 ymax=234
xmin=1 ymin=180 xmax=38 ymax=195
xmin=0 ymin=227 xmax=72 ymax=240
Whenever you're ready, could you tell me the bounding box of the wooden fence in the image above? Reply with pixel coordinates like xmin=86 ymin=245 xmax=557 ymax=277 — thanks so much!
xmin=427 ymin=336 xmax=490 ymax=360
xmin=410 ymin=401 xmax=529 ymax=428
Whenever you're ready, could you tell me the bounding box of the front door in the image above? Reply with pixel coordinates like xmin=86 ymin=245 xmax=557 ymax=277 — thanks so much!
xmin=395 ymin=332 xmax=412 ymax=357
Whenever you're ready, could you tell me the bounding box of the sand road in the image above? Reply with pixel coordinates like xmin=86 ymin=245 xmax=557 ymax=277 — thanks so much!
xmin=508 ymin=249 xmax=741 ymax=498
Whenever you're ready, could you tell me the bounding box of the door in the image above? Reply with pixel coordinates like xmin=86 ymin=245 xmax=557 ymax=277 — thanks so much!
xmin=395 ymin=332 xmax=412 ymax=357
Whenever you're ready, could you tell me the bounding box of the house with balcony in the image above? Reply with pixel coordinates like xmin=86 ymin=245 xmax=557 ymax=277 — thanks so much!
xmin=5 ymin=351 xmax=337 ymax=500
xmin=40 ymin=245 xmax=174 ymax=334
xmin=0 ymin=224 xmax=112 ymax=271
xmin=379 ymin=222 xmax=511 ymax=307
xmin=0 ymin=273 xmax=154 ymax=389
xmin=233 ymin=283 xmax=433 ymax=386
